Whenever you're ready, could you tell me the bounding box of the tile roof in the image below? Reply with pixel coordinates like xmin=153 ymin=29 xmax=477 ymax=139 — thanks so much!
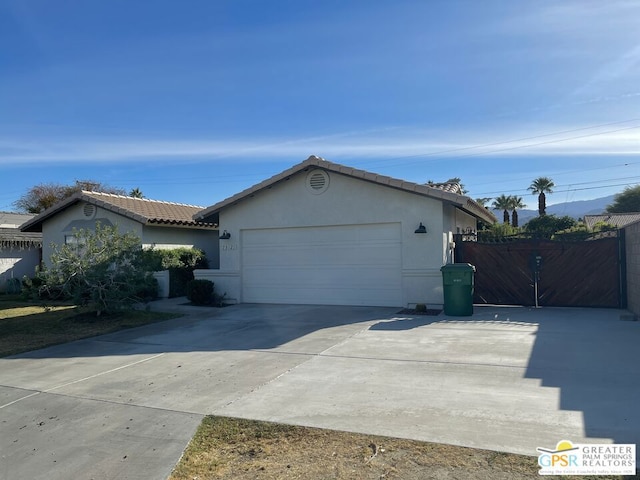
xmin=0 ymin=211 xmax=34 ymax=228
xmin=0 ymin=228 xmax=42 ymax=248
xmin=583 ymin=213 xmax=640 ymax=229
xmin=196 ymin=156 xmax=497 ymax=224
xmin=0 ymin=212 xmax=41 ymax=248
xmin=427 ymin=182 xmax=463 ymax=194
xmin=21 ymin=191 xmax=217 ymax=232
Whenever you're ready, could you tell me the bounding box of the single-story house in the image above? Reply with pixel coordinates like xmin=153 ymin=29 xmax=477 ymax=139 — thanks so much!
xmin=584 ymin=213 xmax=640 ymax=230
xmin=193 ymin=156 xmax=497 ymax=308
xmin=20 ymin=191 xmax=220 ymax=268
xmin=0 ymin=212 xmax=42 ymax=292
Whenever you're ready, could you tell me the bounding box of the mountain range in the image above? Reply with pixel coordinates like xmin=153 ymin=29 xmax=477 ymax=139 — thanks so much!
xmin=492 ymin=195 xmax=615 ymax=224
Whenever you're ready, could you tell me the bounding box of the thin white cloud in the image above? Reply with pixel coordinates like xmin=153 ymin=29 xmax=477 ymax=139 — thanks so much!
xmin=1 ymin=123 xmax=638 ymax=166
xmin=573 ymin=43 xmax=640 ymax=97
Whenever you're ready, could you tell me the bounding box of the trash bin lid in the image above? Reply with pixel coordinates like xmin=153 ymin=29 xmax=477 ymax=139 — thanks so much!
xmin=440 ymin=263 xmax=476 ymax=272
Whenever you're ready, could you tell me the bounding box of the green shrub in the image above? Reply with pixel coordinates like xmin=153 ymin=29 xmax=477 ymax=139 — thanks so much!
xmin=36 ymin=224 xmax=157 ymax=315
xmin=135 ymin=276 xmax=159 ymax=302
xmin=415 ymin=303 xmax=427 ymax=313
xmin=524 ymin=215 xmax=576 ymax=239
xmin=142 ymin=248 xmax=209 ymax=297
xmin=477 ymin=223 xmax=521 ymax=241
xmin=142 ymin=248 xmax=208 ymax=271
xmin=552 ymin=221 xmax=617 ymax=241
xmin=22 ymin=275 xmax=69 ymax=302
xmin=186 ymin=279 xmax=214 ymax=305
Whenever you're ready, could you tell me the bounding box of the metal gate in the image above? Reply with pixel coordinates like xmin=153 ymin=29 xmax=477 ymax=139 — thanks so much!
xmin=455 ymin=232 xmax=625 ymax=308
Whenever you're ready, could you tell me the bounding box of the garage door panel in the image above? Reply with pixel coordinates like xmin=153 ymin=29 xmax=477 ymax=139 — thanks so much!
xmin=244 ymin=244 xmax=400 ymax=267
xmin=243 ymin=265 xmax=400 ymax=287
xmin=242 ymin=224 xmax=402 ymax=307
xmin=242 ymin=284 xmax=400 ymax=306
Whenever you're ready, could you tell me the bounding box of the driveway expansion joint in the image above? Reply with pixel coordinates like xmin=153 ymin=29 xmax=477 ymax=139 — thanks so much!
xmin=217 ymin=321 xmax=379 ymax=411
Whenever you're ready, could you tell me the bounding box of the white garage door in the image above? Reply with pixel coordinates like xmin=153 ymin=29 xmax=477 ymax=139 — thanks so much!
xmin=242 ymin=223 xmax=402 ymax=306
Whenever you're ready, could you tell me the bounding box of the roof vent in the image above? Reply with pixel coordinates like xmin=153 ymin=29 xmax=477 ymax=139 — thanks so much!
xmin=83 ymin=204 xmax=96 ymax=218
xmin=306 ymin=169 xmax=329 ymax=194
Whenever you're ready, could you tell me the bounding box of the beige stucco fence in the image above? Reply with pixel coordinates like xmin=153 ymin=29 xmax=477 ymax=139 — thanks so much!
xmin=624 ymin=220 xmax=640 ymax=318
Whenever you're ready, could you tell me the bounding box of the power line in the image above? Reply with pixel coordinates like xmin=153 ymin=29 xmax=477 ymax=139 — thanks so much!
xmin=346 ymin=118 xmax=640 ymax=167
xmin=449 ymin=124 xmax=640 ymax=160
xmin=465 ymin=161 xmax=640 ymax=189
xmin=476 ymin=180 xmax=640 ymax=197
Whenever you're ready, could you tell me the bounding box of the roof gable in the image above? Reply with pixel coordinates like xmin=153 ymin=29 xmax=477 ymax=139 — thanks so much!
xmin=195 ymin=156 xmax=497 ymax=224
xmin=21 ymin=191 xmax=217 ymax=232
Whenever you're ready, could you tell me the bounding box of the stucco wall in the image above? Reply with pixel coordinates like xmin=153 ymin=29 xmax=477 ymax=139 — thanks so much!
xmin=206 ymin=168 xmax=477 ymax=307
xmin=625 ymin=220 xmax=640 ymax=317
xmin=0 ymin=246 xmax=40 ymax=291
xmin=41 ymin=202 xmax=219 ymax=268
xmin=41 ymin=203 xmax=142 ymax=266
xmin=142 ymin=227 xmax=219 ymax=268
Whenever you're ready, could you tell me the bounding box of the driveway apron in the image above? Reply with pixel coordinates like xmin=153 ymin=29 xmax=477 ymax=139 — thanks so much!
xmin=1 ymin=303 xmax=638 ymax=479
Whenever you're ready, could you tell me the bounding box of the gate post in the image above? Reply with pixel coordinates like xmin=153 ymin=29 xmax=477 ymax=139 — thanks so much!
xmin=619 ymin=229 xmax=627 ymax=309
xmin=454 ymin=233 xmax=464 ymax=263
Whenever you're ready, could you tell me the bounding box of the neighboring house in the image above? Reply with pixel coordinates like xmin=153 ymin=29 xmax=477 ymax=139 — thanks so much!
xmin=193 ymin=156 xmax=496 ymax=307
xmin=0 ymin=212 xmax=41 ymax=292
xmin=584 ymin=213 xmax=640 ymax=230
xmin=20 ymin=191 xmax=220 ymax=268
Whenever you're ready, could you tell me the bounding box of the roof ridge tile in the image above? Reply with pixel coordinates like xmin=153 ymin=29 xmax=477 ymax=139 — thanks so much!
xmin=82 ymin=190 xmax=205 ymax=208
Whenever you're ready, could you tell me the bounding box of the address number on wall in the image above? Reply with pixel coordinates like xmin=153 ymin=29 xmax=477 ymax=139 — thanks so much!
xmin=222 ymin=244 xmax=238 ymax=251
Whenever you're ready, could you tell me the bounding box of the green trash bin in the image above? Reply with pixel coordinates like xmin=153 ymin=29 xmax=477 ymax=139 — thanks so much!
xmin=440 ymin=263 xmax=475 ymax=316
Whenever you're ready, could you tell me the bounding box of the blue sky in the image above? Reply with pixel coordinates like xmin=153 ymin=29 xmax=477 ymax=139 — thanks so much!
xmin=1 ymin=0 xmax=639 ymax=211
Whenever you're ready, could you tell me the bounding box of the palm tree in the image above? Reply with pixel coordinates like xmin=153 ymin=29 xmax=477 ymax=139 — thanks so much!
xmin=528 ymin=177 xmax=554 ymax=216
xmin=129 ymin=188 xmax=144 ymax=198
xmin=492 ymin=194 xmax=512 ymax=224
xmin=509 ymin=196 xmax=526 ymax=227
xmin=475 ymin=197 xmax=492 ymax=208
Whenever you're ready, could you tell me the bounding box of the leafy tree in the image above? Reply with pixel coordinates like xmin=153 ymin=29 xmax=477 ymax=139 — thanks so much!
xmin=528 ymin=177 xmax=555 ymax=216
xmin=509 ymin=196 xmax=526 ymax=227
xmin=129 ymin=188 xmax=144 ymax=198
xmin=492 ymin=194 xmax=512 ymax=224
xmin=606 ymin=185 xmax=640 ymax=213
xmin=524 ymin=214 xmax=576 ymax=239
xmin=475 ymin=197 xmax=492 ymax=208
xmin=13 ymin=183 xmax=68 ymax=214
xmin=14 ymin=180 xmax=126 ymax=214
xmin=35 ymin=224 xmax=156 ymax=315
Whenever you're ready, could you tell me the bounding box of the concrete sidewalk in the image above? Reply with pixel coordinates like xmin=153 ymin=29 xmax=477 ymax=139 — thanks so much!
xmin=1 ymin=302 xmax=638 ymax=479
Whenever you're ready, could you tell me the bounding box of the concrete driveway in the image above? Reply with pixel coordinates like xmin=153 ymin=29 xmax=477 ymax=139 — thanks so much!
xmin=1 ymin=303 xmax=638 ymax=479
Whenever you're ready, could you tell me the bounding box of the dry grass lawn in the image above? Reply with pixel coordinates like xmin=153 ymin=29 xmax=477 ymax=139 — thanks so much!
xmin=170 ymin=417 xmax=635 ymax=480
xmin=0 ymin=294 xmax=179 ymax=357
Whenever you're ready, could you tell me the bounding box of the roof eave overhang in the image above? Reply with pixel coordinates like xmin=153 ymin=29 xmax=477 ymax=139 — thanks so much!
xmin=145 ymin=220 xmax=218 ymax=230
xmin=458 ymin=204 xmax=497 ymax=225
xmin=19 ymin=193 xmax=84 ymax=232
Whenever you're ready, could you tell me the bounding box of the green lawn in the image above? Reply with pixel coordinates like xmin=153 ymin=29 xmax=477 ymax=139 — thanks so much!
xmin=0 ymin=294 xmax=180 ymax=357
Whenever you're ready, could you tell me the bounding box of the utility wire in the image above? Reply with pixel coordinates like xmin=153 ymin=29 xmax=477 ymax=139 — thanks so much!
xmin=448 ymin=124 xmax=640 ymax=160
xmin=477 ymin=180 xmax=640 ymax=197
xmin=347 ymin=118 xmax=640 ymax=167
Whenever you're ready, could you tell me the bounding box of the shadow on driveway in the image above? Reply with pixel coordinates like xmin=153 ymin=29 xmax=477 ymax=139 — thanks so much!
xmin=6 ymin=301 xmax=640 ymax=452
xmin=374 ymin=305 xmax=640 ymax=448
xmin=521 ymin=307 xmax=640 ymax=447
xmin=8 ymin=303 xmax=398 ymax=359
